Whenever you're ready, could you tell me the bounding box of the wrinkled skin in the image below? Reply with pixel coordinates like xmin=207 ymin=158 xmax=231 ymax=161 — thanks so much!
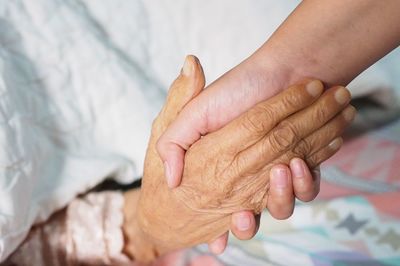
xmin=123 ymin=56 xmax=355 ymax=263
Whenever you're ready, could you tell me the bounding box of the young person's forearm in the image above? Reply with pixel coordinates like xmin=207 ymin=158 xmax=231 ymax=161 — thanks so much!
xmin=199 ymin=0 xmax=400 ymax=130
xmin=253 ymin=0 xmax=400 ymax=88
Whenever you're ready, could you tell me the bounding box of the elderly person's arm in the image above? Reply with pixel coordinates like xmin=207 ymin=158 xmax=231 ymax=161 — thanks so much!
xmin=123 ymin=56 xmax=355 ymax=262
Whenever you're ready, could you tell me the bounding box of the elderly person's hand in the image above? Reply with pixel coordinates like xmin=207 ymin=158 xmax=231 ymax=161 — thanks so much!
xmin=156 ymin=56 xmax=341 ymax=252
xmin=123 ymin=56 xmax=355 ymax=262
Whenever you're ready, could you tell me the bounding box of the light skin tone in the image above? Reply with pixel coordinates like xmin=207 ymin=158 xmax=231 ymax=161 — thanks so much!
xmin=123 ymin=56 xmax=355 ymax=263
xmin=156 ymin=0 xmax=400 ymax=251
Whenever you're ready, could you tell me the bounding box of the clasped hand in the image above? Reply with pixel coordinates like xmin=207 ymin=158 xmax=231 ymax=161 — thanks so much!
xmin=123 ymin=56 xmax=355 ymax=262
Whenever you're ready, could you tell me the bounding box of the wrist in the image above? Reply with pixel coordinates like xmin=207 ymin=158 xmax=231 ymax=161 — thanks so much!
xmin=240 ymin=50 xmax=299 ymax=100
xmin=251 ymin=38 xmax=324 ymax=89
xmin=122 ymin=189 xmax=159 ymax=263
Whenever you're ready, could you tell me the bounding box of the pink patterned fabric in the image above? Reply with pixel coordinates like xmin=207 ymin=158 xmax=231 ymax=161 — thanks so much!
xmin=4 ymin=192 xmax=131 ymax=266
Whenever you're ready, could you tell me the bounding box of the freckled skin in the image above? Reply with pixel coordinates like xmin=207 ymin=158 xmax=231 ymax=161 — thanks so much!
xmin=123 ymin=57 xmax=354 ymax=263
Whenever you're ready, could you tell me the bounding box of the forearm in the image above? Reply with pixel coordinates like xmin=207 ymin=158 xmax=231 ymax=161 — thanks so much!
xmin=254 ymin=0 xmax=400 ymax=87
xmin=198 ymin=0 xmax=400 ymax=131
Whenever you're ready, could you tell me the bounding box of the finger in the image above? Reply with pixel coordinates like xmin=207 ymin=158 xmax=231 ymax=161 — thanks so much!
xmin=288 ymin=112 xmax=349 ymax=202
xmin=311 ymin=166 xmax=321 ymax=198
xmin=306 ymin=137 xmax=343 ymax=169
xmin=156 ymin=55 xmax=206 ymax=188
xmin=288 ymin=105 xmax=355 ymax=201
xmin=292 ymin=105 xmax=356 ymax=157
xmin=275 ymin=104 xmax=355 ymax=166
xmin=216 ymin=79 xmax=324 ymax=152
xmin=230 ymin=211 xmax=258 ymax=240
xmin=313 ymin=166 xmax=321 ymax=182
xmin=267 ymin=165 xmax=295 ymax=220
xmin=158 ymin=55 xmax=205 ymax=125
xmin=290 ymin=158 xmax=318 ymax=202
xmin=235 ymin=86 xmax=351 ymax=174
xmin=208 ymin=231 xmax=229 ymax=254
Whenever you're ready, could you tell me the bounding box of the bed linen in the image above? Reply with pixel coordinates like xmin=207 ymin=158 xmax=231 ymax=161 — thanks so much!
xmin=1 ymin=0 xmax=400 ymax=262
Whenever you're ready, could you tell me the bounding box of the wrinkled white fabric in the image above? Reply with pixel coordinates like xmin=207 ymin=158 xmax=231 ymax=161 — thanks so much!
xmin=0 ymin=0 xmax=399 ymax=261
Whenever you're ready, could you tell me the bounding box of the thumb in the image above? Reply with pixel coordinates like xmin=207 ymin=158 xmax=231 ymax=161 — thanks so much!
xmin=157 ymin=55 xmax=205 ymax=128
xmin=156 ymin=55 xmax=206 ymax=188
xmin=152 ymin=55 xmax=205 ymax=136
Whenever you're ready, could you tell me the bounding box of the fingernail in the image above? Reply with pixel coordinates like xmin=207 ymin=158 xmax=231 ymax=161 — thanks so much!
xmin=334 ymin=87 xmax=350 ymax=104
xmin=164 ymin=161 xmax=173 ymax=187
xmin=271 ymin=167 xmax=289 ymax=189
xmin=329 ymin=138 xmax=343 ymax=150
xmin=236 ymin=213 xmax=251 ymax=231
xmin=343 ymin=106 xmax=356 ymax=121
xmin=182 ymin=56 xmax=192 ymax=76
xmin=290 ymin=158 xmax=305 ymax=179
xmin=306 ymin=80 xmax=323 ymax=97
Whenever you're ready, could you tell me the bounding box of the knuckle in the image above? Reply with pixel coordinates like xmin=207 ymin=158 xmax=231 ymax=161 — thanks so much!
xmin=269 ymin=120 xmax=299 ymax=153
xmin=242 ymin=111 xmax=263 ymax=133
xmin=292 ymin=138 xmax=312 ymax=158
xmin=280 ymin=93 xmax=302 ymax=110
xmin=312 ymin=105 xmax=329 ymax=125
xmin=231 ymin=154 xmax=248 ymax=177
xmin=305 ymin=155 xmax=318 ymax=169
xmin=242 ymin=105 xmax=274 ymax=134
